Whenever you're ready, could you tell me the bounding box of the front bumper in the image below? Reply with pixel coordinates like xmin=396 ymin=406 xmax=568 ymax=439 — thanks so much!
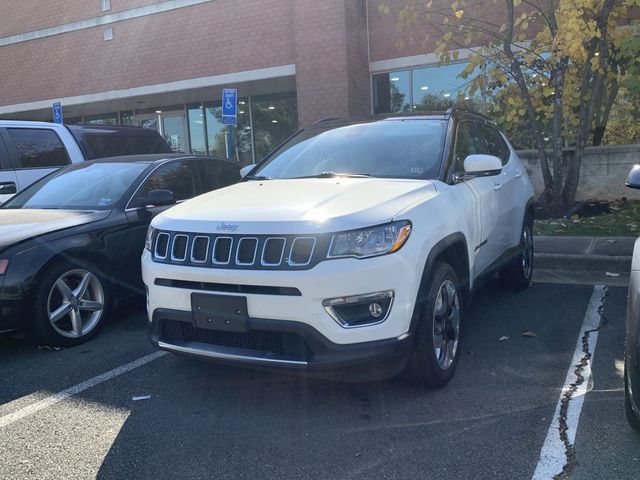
xmin=150 ymin=308 xmax=412 ymax=381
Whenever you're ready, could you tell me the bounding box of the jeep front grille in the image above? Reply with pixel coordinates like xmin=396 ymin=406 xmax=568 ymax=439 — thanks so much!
xmin=152 ymin=231 xmax=328 ymax=270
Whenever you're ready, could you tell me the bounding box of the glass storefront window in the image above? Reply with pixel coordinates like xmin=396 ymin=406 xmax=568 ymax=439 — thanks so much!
xmin=372 ymin=71 xmax=411 ymax=114
xmin=204 ymin=98 xmax=253 ymax=165
xmin=250 ymin=92 xmax=298 ymax=161
xmin=84 ymin=112 xmax=118 ymax=125
xmin=119 ymin=111 xmax=135 ymax=126
xmin=412 ymin=63 xmax=471 ymax=110
xmin=187 ymin=104 xmax=206 ymax=155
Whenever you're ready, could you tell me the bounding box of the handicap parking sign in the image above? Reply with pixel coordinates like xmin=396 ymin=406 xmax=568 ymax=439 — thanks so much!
xmin=222 ymin=88 xmax=237 ymax=126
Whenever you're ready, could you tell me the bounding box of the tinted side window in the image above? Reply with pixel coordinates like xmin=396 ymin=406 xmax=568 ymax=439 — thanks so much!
xmin=7 ymin=128 xmax=70 ymax=168
xmin=476 ymin=124 xmax=510 ymax=165
xmin=128 ymin=135 xmax=170 ymax=154
xmin=84 ymin=134 xmax=131 ymax=158
xmin=453 ymin=122 xmax=478 ymax=172
xmin=0 ymin=136 xmax=10 ymax=170
xmin=200 ymin=159 xmax=241 ymax=192
xmin=131 ymin=161 xmax=197 ymax=207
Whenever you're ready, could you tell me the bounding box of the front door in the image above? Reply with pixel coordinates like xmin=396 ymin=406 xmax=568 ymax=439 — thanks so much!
xmin=162 ymin=113 xmax=189 ymax=154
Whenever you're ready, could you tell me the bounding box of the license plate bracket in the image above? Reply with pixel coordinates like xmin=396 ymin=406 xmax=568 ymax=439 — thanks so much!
xmin=191 ymin=293 xmax=249 ymax=333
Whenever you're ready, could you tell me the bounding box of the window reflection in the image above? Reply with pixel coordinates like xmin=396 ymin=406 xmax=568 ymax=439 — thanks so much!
xmin=204 ymin=100 xmax=253 ymax=165
xmin=373 ymin=71 xmax=411 ymax=114
xmin=188 ymin=104 xmax=206 ymax=155
xmin=250 ymin=92 xmax=298 ymax=161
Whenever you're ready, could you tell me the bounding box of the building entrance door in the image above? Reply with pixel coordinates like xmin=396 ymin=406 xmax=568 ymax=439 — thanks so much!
xmin=136 ymin=111 xmax=189 ymax=153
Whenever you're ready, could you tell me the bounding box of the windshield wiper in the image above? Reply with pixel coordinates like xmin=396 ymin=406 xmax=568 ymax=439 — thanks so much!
xmin=245 ymin=175 xmax=272 ymax=180
xmin=291 ymin=172 xmax=371 ymax=179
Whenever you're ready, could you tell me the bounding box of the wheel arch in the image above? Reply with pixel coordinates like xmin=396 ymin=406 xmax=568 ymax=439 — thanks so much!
xmin=409 ymin=232 xmax=470 ymax=334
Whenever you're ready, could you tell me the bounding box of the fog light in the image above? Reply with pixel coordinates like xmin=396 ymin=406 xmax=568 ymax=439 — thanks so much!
xmin=323 ymin=291 xmax=393 ymax=328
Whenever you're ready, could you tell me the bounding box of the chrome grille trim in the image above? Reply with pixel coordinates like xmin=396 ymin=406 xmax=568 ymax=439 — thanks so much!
xmin=154 ymin=232 xmax=170 ymax=259
xmin=236 ymin=237 xmax=259 ymax=266
xmin=212 ymin=236 xmax=233 ymax=265
xmin=171 ymin=234 xmax=189 ymax=261
xmin=288 ymin=237 xmax=316 ymax=267
xmin=261 ymin=237 xmax=286 ymax=266
xmin=190 ymin=236 xmax=210 ymax=263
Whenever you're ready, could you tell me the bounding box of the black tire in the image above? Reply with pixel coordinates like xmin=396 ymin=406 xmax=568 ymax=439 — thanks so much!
xmin=499 ymin=214 xmax=534 ymax=291
xmin=625 ymin=363 xmax=640 ymax=432
xmin=403 ymin=261 xmax=463 ymax=388
xmin=30 ymin=260 xmax=110 ymax=347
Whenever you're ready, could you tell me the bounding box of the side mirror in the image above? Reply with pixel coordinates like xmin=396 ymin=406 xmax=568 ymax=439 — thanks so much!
xmin=626 ymin=165 xmax=640 ymax=189
xmin=464 ymin=154 xmax=502 ymax=176
xmin=143 ymin=189 xmax=176 ymax=207
xmin=239 ymin=164 xmax=254 ymax=179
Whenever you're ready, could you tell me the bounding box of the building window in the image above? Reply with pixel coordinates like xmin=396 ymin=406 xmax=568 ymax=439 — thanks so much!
xmin=103 ymin=27 xmax=113 ymax=41
xmin=101 ymin=0 xmax=111 ymax=12
xmin=187 ymin=104 xmax=207 ymax=155
xmin=373 ymin=63 xmax=477 ymax=114
xmin=372 ymin=70 xmax=411 ymax=114
xmin=85 ymin=112 xmax=118 ymax=125
xmin=250 ymin=92 xmax=298 ymax=161
xmin=204 ymin=98 xmax=253 ymax=165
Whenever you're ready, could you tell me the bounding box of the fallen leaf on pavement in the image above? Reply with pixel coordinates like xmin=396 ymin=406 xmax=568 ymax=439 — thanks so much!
xmin=37 ymin=345 xmax=63 ymax=351
xmin=499 ymin=336 xmax=510 ymax=342
xmin=521 ymin=330 xmax=537 ymax=338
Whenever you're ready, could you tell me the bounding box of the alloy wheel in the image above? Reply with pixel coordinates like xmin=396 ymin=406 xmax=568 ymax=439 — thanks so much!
xmin=432 ymin=279 xmax=460 ymax=370
xmin=47 ymin=269 xmax=105 ymax=339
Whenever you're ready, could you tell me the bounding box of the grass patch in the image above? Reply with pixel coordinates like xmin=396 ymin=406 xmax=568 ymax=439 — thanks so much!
xmin=534 ymin=200 xmax=640 ymax=236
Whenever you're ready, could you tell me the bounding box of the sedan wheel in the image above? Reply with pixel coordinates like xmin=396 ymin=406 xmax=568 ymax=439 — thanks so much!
xmin=47 ymin=269 xmax=105 ymax=338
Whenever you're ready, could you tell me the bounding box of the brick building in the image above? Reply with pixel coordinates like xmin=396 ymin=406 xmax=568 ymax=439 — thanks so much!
xmin=0 ymin=0 xmax=473 ymax=164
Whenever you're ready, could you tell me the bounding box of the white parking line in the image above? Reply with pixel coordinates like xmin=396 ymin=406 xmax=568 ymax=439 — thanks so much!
xmin=0 ymin=351 xmax=168 ymax=429
xmin=532 ymin=285 xmax=607 ymax=480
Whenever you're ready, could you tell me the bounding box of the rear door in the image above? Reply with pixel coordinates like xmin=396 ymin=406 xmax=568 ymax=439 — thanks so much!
xmin=198 ymin=158 xmax=241 ymax=193
xmin=3 ymin=127 xmax=71 ymax=193
xmin=0 ymin=134 xmax=18 ymax=204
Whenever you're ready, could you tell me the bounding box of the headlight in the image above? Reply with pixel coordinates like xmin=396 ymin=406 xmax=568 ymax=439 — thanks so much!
xmin=144 ymin=226 xmax=158 ymax=252
xmin=328 ymin=221 xmax=412 ymax=259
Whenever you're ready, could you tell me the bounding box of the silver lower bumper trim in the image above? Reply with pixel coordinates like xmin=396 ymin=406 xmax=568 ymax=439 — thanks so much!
xmin=157 ymin=341 xmax=309 ymax=366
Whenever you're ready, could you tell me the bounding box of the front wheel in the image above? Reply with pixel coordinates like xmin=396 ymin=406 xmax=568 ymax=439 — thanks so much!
xmin=500 ymin=215 xmax=534 ymax=291
xmin=31 ymin=262 xmax=109 ymax=347
xmin=403 ymin=261 xmax=462 ymax=388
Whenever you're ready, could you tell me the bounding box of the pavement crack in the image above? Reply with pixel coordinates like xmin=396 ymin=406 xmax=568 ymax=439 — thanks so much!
xmin=553 ymin=286 xmax=609 ymax=480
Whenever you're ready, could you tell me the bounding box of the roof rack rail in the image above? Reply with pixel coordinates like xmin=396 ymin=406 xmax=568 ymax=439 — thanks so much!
xmin=310 ymin=117 xmax=340 ymax=126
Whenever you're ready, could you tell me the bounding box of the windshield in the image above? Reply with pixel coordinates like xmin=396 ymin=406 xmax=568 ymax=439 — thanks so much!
xmin=251 ymin=119 xmax=447 ymax=180
xmin=2 ymin=162 xmax=149 ymax=210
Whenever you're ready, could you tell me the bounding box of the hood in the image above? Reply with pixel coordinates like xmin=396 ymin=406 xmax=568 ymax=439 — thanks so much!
xmin=0 ymin=209 xmax=110 ymax=249
xmin=155 ymin=178 xmax=438 ymax=235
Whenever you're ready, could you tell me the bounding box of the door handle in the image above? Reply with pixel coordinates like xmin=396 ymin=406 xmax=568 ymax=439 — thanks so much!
xmin=493 ymin=182 xmax=502 ymax=191
xmin=0 ymin=182 xmax=17 ymax=194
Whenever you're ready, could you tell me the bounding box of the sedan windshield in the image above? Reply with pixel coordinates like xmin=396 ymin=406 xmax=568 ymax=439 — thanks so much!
xmin=251 ymin=119 xmax=447 ymax=180
xmin=2 ymin=162 xmax=149 ymax=210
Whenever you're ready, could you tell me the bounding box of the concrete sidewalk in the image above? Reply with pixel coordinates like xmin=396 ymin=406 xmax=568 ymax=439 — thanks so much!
xmin=534 ymin=235 xmax=636 ymax=286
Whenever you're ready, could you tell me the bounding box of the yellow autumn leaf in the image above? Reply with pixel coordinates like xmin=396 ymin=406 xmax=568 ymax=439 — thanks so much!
xmin=455 ymin=9 xmax=464 ymax=19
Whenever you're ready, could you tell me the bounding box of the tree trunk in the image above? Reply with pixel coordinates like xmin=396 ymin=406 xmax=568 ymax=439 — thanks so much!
xmin=551 ymin=59 xmax=569 ymax=210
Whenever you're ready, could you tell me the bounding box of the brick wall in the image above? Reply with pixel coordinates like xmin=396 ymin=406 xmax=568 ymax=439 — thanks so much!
xmin=0 ymin=0 xmax=294 ymax=106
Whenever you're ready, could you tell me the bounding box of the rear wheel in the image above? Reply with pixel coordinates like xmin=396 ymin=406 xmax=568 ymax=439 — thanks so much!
xmin=625 ymin=362 xmax=640 ymax=432
xmin=31 ymin=261 xmax=109 ymax=347
xmin=500 ymin=214 xmax=534 ymax=291
xmin=404 ymin=261 xmax=462 ymax=388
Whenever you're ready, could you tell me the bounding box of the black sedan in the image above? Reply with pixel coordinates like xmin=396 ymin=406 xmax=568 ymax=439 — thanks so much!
xmin=0 ymin=154 xmax=240 ymax=346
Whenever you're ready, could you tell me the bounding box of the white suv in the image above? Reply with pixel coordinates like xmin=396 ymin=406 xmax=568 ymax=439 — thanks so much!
xmin=142 ymin=111 xmax=535 ymax=387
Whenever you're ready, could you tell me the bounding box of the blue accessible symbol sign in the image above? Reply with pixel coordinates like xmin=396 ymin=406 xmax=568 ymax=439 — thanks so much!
xmin=222 ymin=88 xmax=237 ymax=126
xmin=52 ymin=102 xmax=63 ymax=124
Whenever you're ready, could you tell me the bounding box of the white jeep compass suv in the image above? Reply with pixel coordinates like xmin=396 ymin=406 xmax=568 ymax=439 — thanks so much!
xmin=142 ymin=110 xmax=535 ymax=387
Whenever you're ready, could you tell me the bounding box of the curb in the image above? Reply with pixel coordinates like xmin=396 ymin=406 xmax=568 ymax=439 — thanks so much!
xmin=535 ymin=253 xmax=632 ymax=273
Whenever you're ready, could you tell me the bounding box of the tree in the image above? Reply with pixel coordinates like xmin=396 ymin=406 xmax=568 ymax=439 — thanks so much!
xmin=382 ymin=0 xmax=640 ymax=211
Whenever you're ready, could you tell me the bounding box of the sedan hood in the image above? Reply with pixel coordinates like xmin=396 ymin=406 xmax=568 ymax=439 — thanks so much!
xmin=0 ymin=209 xmax=110 ymax=249
xmin=156 ymin=178 xmax=438 ymax=234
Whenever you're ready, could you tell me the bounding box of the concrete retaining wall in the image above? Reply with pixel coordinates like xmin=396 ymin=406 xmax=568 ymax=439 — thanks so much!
xmin=517 ymin=144 xmax=640 ymax=201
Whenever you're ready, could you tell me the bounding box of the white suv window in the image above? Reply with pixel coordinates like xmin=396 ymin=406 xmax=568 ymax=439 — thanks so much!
xmin=7 ymin=128 xmax=70 ymax=169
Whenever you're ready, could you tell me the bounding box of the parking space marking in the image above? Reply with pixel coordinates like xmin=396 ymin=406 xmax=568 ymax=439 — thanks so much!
xmin=0 ymin=351 xmax=167 ymax=429
xmin=532 ymin=285 xmax=607 ymax=480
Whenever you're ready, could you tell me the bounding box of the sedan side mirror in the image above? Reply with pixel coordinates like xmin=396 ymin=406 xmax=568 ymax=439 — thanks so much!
xmin=239 ymin=164 xmax=254 ymax=179
xmin=143 ymin=189 xmax=176 ymax=207
xmin=464 ymin=154 xmax=502 ymax=176
xmin=626 ymin=165 xmax=640 ymax=189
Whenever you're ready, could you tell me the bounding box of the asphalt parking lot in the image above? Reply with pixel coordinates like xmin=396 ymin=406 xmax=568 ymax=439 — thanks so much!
xmin=1 ymin=280 xmax=638 ymax=480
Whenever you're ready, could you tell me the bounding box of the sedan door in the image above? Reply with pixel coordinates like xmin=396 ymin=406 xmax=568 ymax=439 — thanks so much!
xmin=0 ymin=135 xmax=18 ymax=205
xmin=123 ymin=159 xmax=201 ymax=294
